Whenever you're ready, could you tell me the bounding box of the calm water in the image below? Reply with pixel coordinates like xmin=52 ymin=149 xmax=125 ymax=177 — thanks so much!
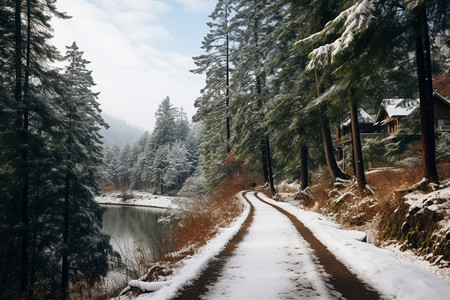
xmin=101 ymin=205 xmax=176 ymax=264
xmin=99 ymin=205 xmax=176 ymax=291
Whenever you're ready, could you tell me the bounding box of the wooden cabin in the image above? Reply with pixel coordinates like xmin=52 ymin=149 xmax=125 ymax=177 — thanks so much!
xmin=373 ymin=98 xmax=419 ymax=135
xmin=373 ymin=93 xmax=450 ymax=135
xmin=433 ymin=92 xmax=450 ymax=133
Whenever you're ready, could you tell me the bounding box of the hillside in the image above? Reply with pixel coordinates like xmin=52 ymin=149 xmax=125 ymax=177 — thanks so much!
xmin=100 ymin=113 xmax=145 ymax=148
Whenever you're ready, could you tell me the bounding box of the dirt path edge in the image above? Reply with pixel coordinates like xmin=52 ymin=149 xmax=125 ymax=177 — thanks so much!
xmin=255 ymin=192 xmax=382 ymax=300
xmin=172 ymin=192 xmax=255 ymax=300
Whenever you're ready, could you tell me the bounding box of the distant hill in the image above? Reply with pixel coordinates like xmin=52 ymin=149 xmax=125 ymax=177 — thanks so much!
xmin=100 ymin=113 xmax=146 ymax=148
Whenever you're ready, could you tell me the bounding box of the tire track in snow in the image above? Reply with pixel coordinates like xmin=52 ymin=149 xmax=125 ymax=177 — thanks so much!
xmin=173 ymin=192 xmax=255 ymax=300
xmin=254 ymin=193 xmax=381 ymax=300
xmin=176 ymin=192 xmax=332 ymax=299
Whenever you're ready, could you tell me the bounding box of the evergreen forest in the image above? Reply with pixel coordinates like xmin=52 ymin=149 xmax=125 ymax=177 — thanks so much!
xmin=0 ymin=0 xmax=449 ymax=299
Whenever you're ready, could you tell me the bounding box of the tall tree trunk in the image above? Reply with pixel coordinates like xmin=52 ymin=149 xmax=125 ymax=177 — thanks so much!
xmin=225 ymin=23 xmax=231 ymax=154
xmin=265 ymin=133 xmax=276 ymax=194
xmin=61 ymin=171 xmax=70 ymax=299
xmin=320 ymin=112 xmax=349 ymax=181
xmin=414 ymin=4 xmax=439 ymax=184
xmin=315 ymin=70 xmax=348 ymax=181
xmin=300 ymin=145 xmax=308 ymax=190
xmin=251 ymin=13 xmax=275 ymax=193
xmin=297 ymin=126 xmax=308 ymax=190
xmin=349 ymin=89 xmax=367 ymax=191
xmin=260 ymin=135 xmax=269 ymax=183
xmin=29 ymin=186 xmax=39 ymax=292
xmin=15 ymin=0 xmax=30 ymax=292
xmin=350 ymin=133 xmax=356 ymax=176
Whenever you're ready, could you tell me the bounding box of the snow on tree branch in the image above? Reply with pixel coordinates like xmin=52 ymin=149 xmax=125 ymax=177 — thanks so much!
xmin=296 ymin=0 xmax=379 ymax=70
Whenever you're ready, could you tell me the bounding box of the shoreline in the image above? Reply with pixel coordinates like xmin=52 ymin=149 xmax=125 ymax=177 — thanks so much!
xmin=94 ymin=191 xmax=183 ymax=210
xmin=96 ymin=201 xmax=173 ymax=210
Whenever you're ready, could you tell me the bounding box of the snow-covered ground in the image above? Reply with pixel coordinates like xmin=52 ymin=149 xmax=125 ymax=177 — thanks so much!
xmin=95 ymin=191 xmax=182 ymax=209
xmin=124 ymin=191 xmax=450 ymax=300
xmin=198 ymin=193 xmax=331 ymax=300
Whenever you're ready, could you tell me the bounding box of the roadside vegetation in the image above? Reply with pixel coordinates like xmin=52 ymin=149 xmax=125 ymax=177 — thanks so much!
xmin=303 ymin=163 xmax=450 ymax=269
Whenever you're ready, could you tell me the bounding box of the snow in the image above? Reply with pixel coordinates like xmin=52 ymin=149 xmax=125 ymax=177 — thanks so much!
xmin=296 ymin=0 xmax=379 ymax=69
xmin=200 ymin=193 xmax=330 ymax=300
xmin=95 ymin=191 xmax=182 ymax=209
xmin=379 ymin=98 xmax=419 ymax=118
xmin=126 ymin=191 xmax=450 ymax=300
xmin=257 ymin=193 xmax=450 ymax=300
xmin=342 ymin=107 xmax=374 ymax=126
xmin=136 ymin=192 xmax=251 ymax=300
xmin=404 ymin=188 xmax=450 ymax=214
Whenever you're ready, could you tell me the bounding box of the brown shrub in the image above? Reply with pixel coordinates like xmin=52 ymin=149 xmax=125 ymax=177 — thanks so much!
xmin=160 ymin=158 xmax=255 ymax=263
xmin=99 ymin=181 xmax=114 ymax=193
xmin=438 ymin=162 xmax=450 ymax=178
xmin=309 ymin=180 xmax=332 ymax=209
xmin=276 ymin=182 xmax=300 ymax=194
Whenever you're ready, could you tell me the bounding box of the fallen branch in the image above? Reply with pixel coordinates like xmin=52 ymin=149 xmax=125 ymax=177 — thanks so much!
xmin=294 ymin=187 xmax=314 ymax=201
xmin=394 ymin=178 xmax=429 ymax=194
xmin=128 ymin=279 xmax=173 ymax=292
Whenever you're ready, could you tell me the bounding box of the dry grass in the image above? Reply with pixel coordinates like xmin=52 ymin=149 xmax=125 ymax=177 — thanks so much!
xmin=168 ymin=175 xmax=250 ymax=258
xmin=306 ymin=163 xmax=450 ymax=266
xmin=308 ymin=179 xmax=332 ymax=209
xmin=366 ymin=166 xmax=423 ymax=206
xmin=158 ymin=156 xmax=257 ymax=265
xmin=276 ymin=181 xmax=300 ymax=194
xmin=437 ymin=162 xmax=450 ymax=178
xmin=99 ymin=181 xmax=115 ymax=193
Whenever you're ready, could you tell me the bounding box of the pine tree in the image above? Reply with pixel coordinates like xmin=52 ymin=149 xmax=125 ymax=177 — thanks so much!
xmin=152 ymin=96 xmax=177 ymax=147
xmin=192 ymin=0 xmax=235 ymax=192
xmin=0 ymin=0 xmax=69 ymax=296
xmin=295 ymin=0 xmax=403 ymax=190
xmin=59 ymin=42 xmax=116 ymax=298
xmin=164 ymin=141 xmax=191 ymax=191
xmin=192 ymin=0 xmax=234 ymax=153
xmin=230 ymin=0 xmax=277 ymax=194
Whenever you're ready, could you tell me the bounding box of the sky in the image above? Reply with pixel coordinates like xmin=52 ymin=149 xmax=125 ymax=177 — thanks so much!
xmin=51 ymin=0 xmax=216 ymax=131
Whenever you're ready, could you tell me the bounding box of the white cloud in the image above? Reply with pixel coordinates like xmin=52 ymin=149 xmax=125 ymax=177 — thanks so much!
xmin=172 ymin=0 xmax=212 ymax=12
xmin=51 ymin=0 xmax=206 ymax=131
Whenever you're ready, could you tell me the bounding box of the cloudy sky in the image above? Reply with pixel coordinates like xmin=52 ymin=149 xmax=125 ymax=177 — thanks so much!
xmin=52 ymin=0 xmax=216 ymax=131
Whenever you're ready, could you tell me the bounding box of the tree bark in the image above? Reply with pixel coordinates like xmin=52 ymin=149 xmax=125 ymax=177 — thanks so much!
xmin=265 ymin=133 xmax=276 ymax=194
xmin=15 ymin=0 xmax=30 ymax=292
xmin=225 ymin=18 xmax=231 ymax=154
xmin=413 ymin=4 xmax=439 ymax=184
xmin=260 ymin=136 xmax=269 ymax=183
xmin=349 ymin=89 xmax=367 ymax=191
xmin=315 ymin=71 xmax=349 ymax=181
xmin=320 ymin=111 xmax=349 ymax=181
xmin=61 ymin=171 xmax=70 ymax=299
xmin=300 ymin=145 xmax=308 ymax=190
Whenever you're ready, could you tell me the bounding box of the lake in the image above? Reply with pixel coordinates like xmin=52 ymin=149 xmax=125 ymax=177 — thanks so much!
xmin=100 ymin=205 xmax=177 ymax=289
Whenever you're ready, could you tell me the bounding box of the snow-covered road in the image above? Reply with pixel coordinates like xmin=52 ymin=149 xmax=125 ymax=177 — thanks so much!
xmin=136 ymin=191 xmax=450 ymax=300
xmin=200 ymin=192 xmax=332 ymax=299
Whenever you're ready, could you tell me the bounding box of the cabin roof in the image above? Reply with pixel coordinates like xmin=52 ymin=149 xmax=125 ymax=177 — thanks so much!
xmin=433 ymin=92 xmax=450 ymax=106
xmin=379 ymin=98 xmax=419 ymax=118
xmin=342 ymin=108 xmax=374 ymax=126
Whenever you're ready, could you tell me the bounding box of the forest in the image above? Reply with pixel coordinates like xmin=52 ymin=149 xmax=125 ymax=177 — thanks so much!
xmin=0 ymin=0 xmax=449 ymax=299
xmin=100 ymin=97 xmax=202 ymax=196
xmin=0 ymin=1 xmax=119 ymax=298
xmin=187 ymin=0 xmax=449 ymax=196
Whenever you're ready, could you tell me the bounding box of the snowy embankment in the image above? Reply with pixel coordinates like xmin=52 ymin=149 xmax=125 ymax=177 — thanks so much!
xmin=135 ymin=192 xmax=251 ymax=300
xmin=95 ymin=191 xmax=181 ymax=209
xmin=257 ymin=193 xmax=450 ymax=300
xmin=126 ymin=191 xmax=449 ymax=300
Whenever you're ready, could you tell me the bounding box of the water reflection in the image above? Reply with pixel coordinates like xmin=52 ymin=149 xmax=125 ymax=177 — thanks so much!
xmin=101 ymin=205 xmax=174 ymax=260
